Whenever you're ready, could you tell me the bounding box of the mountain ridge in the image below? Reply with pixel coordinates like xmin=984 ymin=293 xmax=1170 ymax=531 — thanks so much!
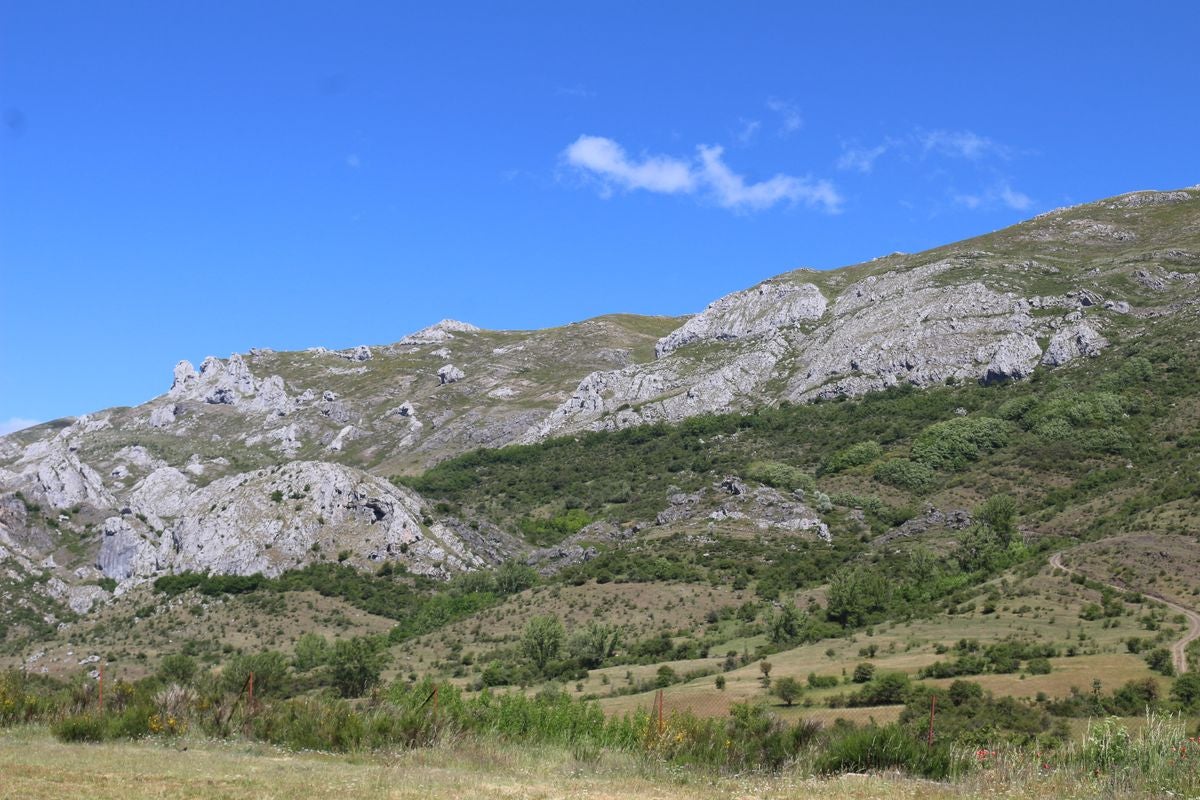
xmin=1 ymin=185 xmax=1198 ymax=633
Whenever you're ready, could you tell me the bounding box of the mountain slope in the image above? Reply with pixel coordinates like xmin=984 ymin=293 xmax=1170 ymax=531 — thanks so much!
xmin=0 ymin=186 xmax=1198 ymax=640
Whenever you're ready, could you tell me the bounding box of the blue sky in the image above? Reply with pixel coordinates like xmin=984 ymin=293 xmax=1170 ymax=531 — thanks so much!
xmin=2 ymin=1 xmax=1198 ymax=431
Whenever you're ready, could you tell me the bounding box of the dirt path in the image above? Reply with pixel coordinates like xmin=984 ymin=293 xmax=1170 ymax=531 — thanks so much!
xmin=1050 ymin=551 xmax=1200 ymax=674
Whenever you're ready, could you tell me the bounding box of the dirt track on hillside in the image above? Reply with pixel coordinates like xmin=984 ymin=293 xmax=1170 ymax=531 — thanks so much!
xmin=1050 ymin=551 xmax=1200 ymax=674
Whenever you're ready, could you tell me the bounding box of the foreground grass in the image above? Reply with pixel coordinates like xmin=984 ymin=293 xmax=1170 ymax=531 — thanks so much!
xmin=0 ymin=726 xmax=1182 ymax=800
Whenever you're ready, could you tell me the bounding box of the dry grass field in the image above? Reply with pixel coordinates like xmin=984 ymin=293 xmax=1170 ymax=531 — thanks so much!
xmin=0 ymin=726 xmax=1158 ymax=800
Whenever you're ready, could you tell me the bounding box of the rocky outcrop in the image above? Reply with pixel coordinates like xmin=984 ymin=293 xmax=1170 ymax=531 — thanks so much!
xmin=438 ymin=364 xmax=465 ymax=384
xmin=1042 ymin=323 xmax=1109 ymax=367
xmin=97 ymin=515 xmax=160 ymax=582
xmin=166 ymin=353 xmax=292 ymax=414
xmin=162 ymin=461 xmax=483 ymax=579
xmin=656 ymin=280 xmax=826 ymax=357
xmin=400 ymin=319 xmax=482 ymax=345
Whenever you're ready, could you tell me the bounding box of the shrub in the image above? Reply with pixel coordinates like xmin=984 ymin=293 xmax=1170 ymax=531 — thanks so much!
xmin=911 ymin=417 xmax=1010 ymax=471
xmin=817 ymin=724 xmax=965 ymax=779
xmin=744 ymin=461 xmax=816 ymax=495
xmin=772 ymin=677 xmax=804 ymax=706
xmin=51 ymin=713 xmax=108 ymax=743
xmin=822 ymin=441 xmax=884 ymax=474
xmin=873 ymin=459 xmax=936 ymax=493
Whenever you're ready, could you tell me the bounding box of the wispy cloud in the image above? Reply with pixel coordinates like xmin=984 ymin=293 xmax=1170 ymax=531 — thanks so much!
xmin=920 ymin=129 xmax=1007 ymax=160
xmin=766 ymin=98 xmax=803 ymax=134
xmin=734 ymin=118 xmax=761 ymax=146
xmin=562 ymin=135 xmax=841 ymax=213
xmin=836 ymin=143 xmax=890 ymax=174
xmin=697 ymin=145 xmax=840 ymax=212
xmin=0 ymin=417 xmax=39 ymax=436
xmin=954 ymin=181 xmax=1034 ymax=211
xmin=345 ymin=153 xmax=361 ymax=169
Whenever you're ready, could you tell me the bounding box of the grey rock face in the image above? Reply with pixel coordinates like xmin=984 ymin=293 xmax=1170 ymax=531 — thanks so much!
xmin=163 ymin=461 xmax=482 ymax=579
xmin=979 ymin=333 xmax=1044 ymax=384
xmin=400 ymin=319 xmax=481 ymax=345
xmin=97 ymin=516 xmax=160 ymax=582
xmin=438 ymin=364 xmax=465 ymax=384
xmin=148 ymin=404 xmax=178 ymax=428
xmin=656 ymin=280 xmax=827 ymax=357
xmin=340 ymin=345 xmax=373 ymax=361
xmin=1042 ymin=323 xmax=1109 ymax=366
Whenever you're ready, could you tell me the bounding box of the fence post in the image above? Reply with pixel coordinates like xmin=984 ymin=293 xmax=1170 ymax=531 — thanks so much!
xmin=432 ymin=685 xmax=439 ymax=731
xmin=656 ymin=689 xmax=664 ymax=735
xmin=98 ymin=663 xmax=104 ymax=713
xmin=248 ymin=671 xmax=255 ymax=711
xmin=927 ymin=693 xmax=936 ymax=747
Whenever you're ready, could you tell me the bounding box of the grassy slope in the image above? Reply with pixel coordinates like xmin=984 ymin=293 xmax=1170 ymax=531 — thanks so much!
xmin=0 ymin=726 xmax=1150 ymax=800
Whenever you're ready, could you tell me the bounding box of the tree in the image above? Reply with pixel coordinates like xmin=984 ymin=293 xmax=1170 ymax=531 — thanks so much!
xmin=977 ymin=494 xmax=1018 ymax=546
xmin=769 ymin=605 xmax=802 ymax=645
xmin=157 ymin=654 xmax=197 ymax=685
xmin=759 ymin=660 xmax=773 ymax=687
xmin=522 ymin=616 xmax=564 ymax=674
xmin=772 ymin=676 xmax=804 ymax=706
xmin=1172 ymin=672 xmax=1200 ymax=710
xmin=495 ymin=561 xmax=538 ymax=595
xmin=293 ymin=633 xmax=331 ymax=672
xmin=567 ymin=622 xmax=621 ymax=668
xmin=852 ymin=662 xmax=876 ymax=683
xmin=222 ymin=651 xmax=289 ymax=697
xmin=329 ymin=636 xmax=389 ymax=698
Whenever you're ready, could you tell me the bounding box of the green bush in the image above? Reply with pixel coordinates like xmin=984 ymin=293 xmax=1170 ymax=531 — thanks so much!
xmin=744 ymin=461 xmax=816 ymax=494
xmin=911 ymin=417 xmax=1010 ymax=471
xmin=817 ymin=723 xmax=965 ymax=779
xmin=873 ymin=458 xmax=936 ymax=493
xmin=821 ymin=441 xmax=884 ymax=474
xmin=51 ymin=713 xmax=108 ymax=743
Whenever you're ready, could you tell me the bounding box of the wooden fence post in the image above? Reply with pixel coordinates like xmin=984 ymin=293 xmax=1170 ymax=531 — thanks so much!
xmin=98 ymin=663 xmax=104 ymax=713
xmin=927 ymin=694 xmax=937 ymax=747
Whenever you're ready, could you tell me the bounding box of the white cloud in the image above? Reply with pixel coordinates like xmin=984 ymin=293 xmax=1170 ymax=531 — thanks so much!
xmin=953 ymin=182 xmax=1034 ymax=212
xmin=766 ymin=98 xmax=803 ymax=133
xmin=697 ymin=145 xmax=841 ymax=212
xmin=562 ymin=135 xmax=841 ymax=213
xmin=920 ymin=129 xmax=1006 ymax=160
xmin=998 ymin=183 xmax=1033 ymax=211
xmin=837 ymin=143 xmax=889 ymax=174
xmin=345 ymin=154 xmax=361 ymax=169
xmin=0 ymin=417 xmax=39 ymax=436
xmin=734 ymin=118 xmax=761 ymax=145
xmin=563 ymin=135 xmax=696 ymax=194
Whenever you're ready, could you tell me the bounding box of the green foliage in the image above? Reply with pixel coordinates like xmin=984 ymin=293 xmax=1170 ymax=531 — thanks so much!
xmin=156 ymin=654 xmax=197 ymax=685
xmin=1172 ymin=672 xmax=1200 ymax=711
xmin=329 ymin=636 xmax=389 ymax=698
xmin=911 ymin=416 xmax=1010 ymax=470
xmin=873 ymin=458 xmax=936 ymax=493
xmin=222 ymin=651 xmax=289 ymax=697
xmin=772 ymin=676 xmax=804 ymax=706
xmin=817 ymin=723 xmax=966 ymax=780
xmin=566 ymin=622 xmax=621 ymax=669
xmin=821 ymin=441 xmax=884 ymax=474
xmin=518 ymin=509 xmax=593 ymax=546
xmin=744 ymin=460 xmax=816 ymax=494
xmin=293 ymin=633 xmax=331 ymax=672
xmin=521 ymin=616 xmax=565 ymax=674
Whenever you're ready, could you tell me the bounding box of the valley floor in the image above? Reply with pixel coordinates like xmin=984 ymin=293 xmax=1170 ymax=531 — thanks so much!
xmin=0 ymin=726 xmax=1167 ymax=800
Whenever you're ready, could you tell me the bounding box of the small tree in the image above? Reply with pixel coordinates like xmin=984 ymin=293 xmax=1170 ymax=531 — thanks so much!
xmin=759 ymin=660 xmax=773 ymax=687
xmin=522 ymin=616 xmax=564 ymax=675
xmin=567 ymin=622 xmax=621 ymax=668
xmin=157 ymin=654 xmax=197 ymax=685
xmin=329 ymin=636 xmax=389 ymax=698
xmin=852 ymin=662 xmax=876 ymax=683
xmin=293 ymin=633 xmax=331 ymax=672
xmin=772 ymin=676 xmax=804 ymax=706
